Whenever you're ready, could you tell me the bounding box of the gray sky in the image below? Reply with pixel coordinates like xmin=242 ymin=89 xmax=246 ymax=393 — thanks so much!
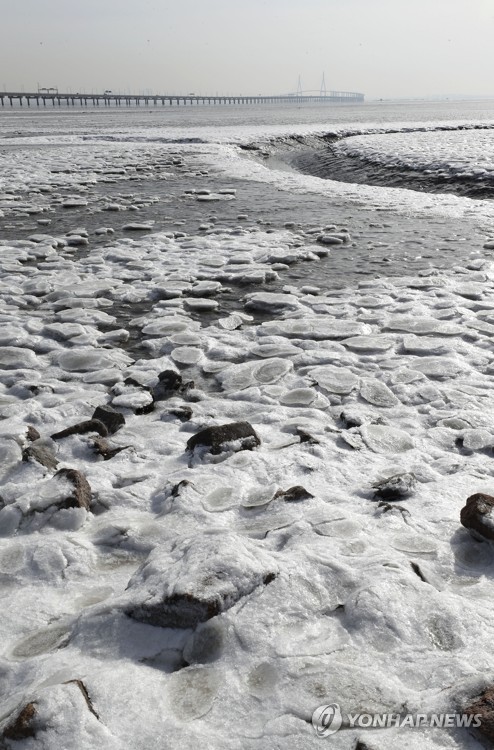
xmin=1 ymin=0 xmax=493 ymax=99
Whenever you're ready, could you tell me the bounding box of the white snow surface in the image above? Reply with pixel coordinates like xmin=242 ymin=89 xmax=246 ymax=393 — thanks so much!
xmin=0 ymin=118 xmax=494 ymax=749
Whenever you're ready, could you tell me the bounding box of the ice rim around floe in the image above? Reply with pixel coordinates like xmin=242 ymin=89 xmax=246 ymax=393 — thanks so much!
xmin=1 ymin=118 xmax=494 ymax=749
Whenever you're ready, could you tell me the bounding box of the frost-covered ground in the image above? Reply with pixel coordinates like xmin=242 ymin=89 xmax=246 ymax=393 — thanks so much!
xmin=1 ymin=112 xmax=494 ymax=748
xmin=332 ymin=129 xmax=494 ymax=180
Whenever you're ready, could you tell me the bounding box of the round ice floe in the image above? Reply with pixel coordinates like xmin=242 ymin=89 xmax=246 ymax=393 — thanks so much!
xmin=141 ymin=318 xmax=191 ymax=336
xmin=62 ymin=198 xmax=88 ymax=208
xmin=203 ymin=486 xmax=238 ymax=512
xmin=260 ymin=318 xmax=371 ymax=340
xmin=0 ymin=346 xmax=40 ymax=370
xmin=453 ymin=540 xmax=494 ymax=570
xmin=244 ymin=293 xmax=300 ymax=312
xmin=170 ymin=332 xmax=202 ymax=346
xmin=360 ymin=378 xmax=399 ymax=407
xmin=226 ymin=253 xmax=252 ymax=265
xmin=275 ymin=616 xmax=350 ymax=656
xmin=66 ymin=235 xmax=89 ymax=247
xmin=112 ymin=391 xmax=153 ymax=409
xmin=247 ymin=662 xmax=279 ymax=698
xmin=250 ymin=342 xmax=301 ymax=358
xmin=308 ymin=365 xmax=359 ymax=395
xmin=171 ymin=347 xmax=203 ymax=365
xmin=56 ymin=348 xmax=131 ymax=372
xmin=189 ymin=281 xmax=222 ymax=297
xmin=11 ymin=624 xmax=71 ymax=660
xmin=385 ymin=316 xmax=462 ymax=336
xmin=391 ymin=533 xmax=437 ymax=555
xmin=28 ymin=233 xmax=57 ymax=246
xmin=317 ymin=234 xmax=344 ymax=245
xmin=402 ymin=335 xmax=453 ymax=355
xmin=314 ymin=519 xmax=362 ymax=538
xmin=413 ymin=356 xmax=466 ymax=379
xmin=218 ymin=358 xmax=292 ymax=391
xmin=168 ymin=667 xmax=221 ymax=720
xmin=355 ymin=294 xmax=394 ymax=308
xmin=82 ymin=368 xmax=123 ymax=385
xmin=122 ymin=223 xmax=154 ymax=231
xmin=0 ymin=440 xmax=22 ymax=478
xmin=454 ymin=283 xmax=485 ymax=300
xmin=361 ymin=424 xmax=414 ymax=453
xmin=184 ymin=298 xmax=219 ymax=311
xmin=242 ymin=484 xmax=277 ymax=508
xmin=462 ymin=428 xmax=494 ymax=451
xmin=343 ymin=335 xmax=395 ymax=352
xmin=43 ymin=322 xmax=92 ymax=341
xmin=280 ymin=388 xmax=316 ymax=406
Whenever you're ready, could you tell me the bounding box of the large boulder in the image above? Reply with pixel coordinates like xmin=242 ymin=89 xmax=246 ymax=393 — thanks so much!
xmin=125 ymin=533 xmax=277 ymax=629
xmin=186 ymin=421 xmax=260 ymax=456
xmin=465 ymin=685 xmax=494 ymax=743
xmin=460 ymin=493 xmax=494 ymax=541
xmin=91 ymin=404 xmax=125 ymax=434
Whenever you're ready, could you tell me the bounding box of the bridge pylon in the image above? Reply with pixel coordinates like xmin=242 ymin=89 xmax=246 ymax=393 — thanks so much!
xmin=320 ymin=72 xmax=327 ymax=97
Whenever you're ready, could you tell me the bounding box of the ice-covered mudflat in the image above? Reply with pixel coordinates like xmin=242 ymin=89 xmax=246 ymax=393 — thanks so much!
xmin=2 ymin=116 xmax=494 ymax=748
xmin=332 ymin=129 xmax=494 ymax=180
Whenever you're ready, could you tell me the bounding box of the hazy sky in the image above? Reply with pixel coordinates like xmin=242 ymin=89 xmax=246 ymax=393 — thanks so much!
xmin=1 ymin=0 xmax=493 ymax=99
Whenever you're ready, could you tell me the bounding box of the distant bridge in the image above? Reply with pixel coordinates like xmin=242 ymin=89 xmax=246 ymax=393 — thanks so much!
xmin=0 ymin=90 xmax=364 ymax=107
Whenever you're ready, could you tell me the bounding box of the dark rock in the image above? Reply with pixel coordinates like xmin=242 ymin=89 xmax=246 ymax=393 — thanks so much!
xmin=377 ymin=501 xmax=411 ymax=519
xmin=51 ymin=419 xmax=108 ymax=440
xmin=54 ymin=468 xmax=92 ymax=510
xmin=2 ymin=702 xmax=37 ymax=741
xmin=152 ymin=370 xmax=194 ymax=401
xmin=296 ymin=428 xmax=319 ymax=444
xmin=372 ymin=472 xmax=416 ymax=501
xmin=340 ymin=410 xmax=364 ymax=429
xmin=157 ymin=370 xmax=183 ymax=390
xmin=170 ymin=480 xmax=192 ymax=498
xmin=123 ymin=376 xmax=151 ymax=392
xmin=461 ymin=493 xmax=494 ymax=541
xmin=22 ymin=443 xmax=59 ymax=471
xmin=92 ymin=437 xmax=128 ymax=461
xmin=410 ymin=561 xmax=427 ymax=582
xmin=274 ymin=486 xmax=314 ymax=502
xmin=168 ymin=405 xmax=193 ymax=422
xmin=126 ymin=534 xmax=277 ymax=629
xmin=26 ymin=426 xmax=40 ymax=442
xmin=63 ymin=680 xmax=99 ymax=719
xmin=186 ymin=421 xmax=260 ymax=456
xmin=465 ymin=685 xmax=494 ymax=744
xmin=91 ymin=404 xmax=125 ymax=434
xmin=135 ymin=401 xmax=155 ymax=415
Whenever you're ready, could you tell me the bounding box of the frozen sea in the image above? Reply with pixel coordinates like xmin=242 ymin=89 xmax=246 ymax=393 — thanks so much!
xmin=1 ymin=99 xmax=494 ymax=749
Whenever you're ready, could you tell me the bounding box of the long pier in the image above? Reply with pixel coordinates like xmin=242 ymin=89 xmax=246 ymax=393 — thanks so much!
xmin=0 ymin=91 xmax=364 ymax=107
